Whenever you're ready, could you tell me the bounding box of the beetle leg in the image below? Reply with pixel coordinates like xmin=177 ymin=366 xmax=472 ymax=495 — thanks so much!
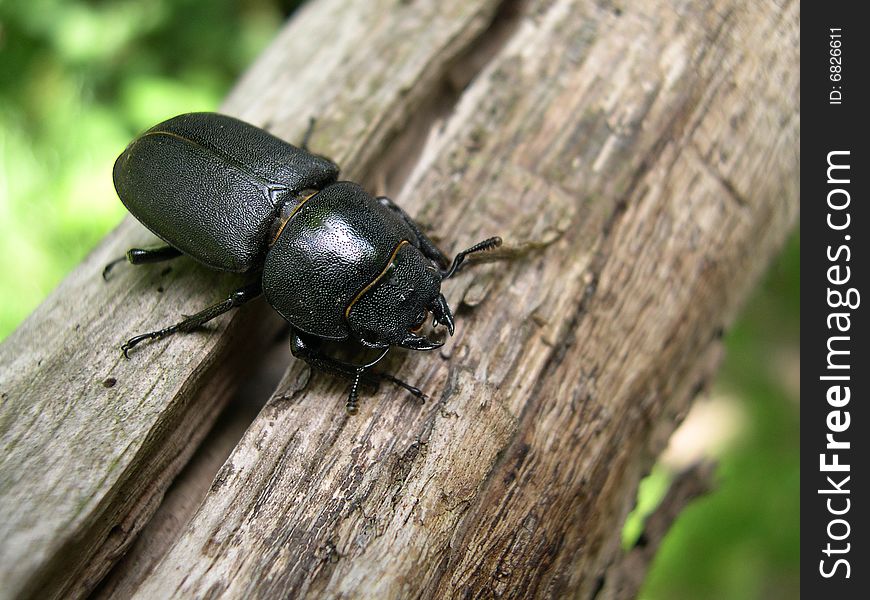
xmin=290 ymin=332 xmax=426 ymax=414
xmin=300 ymin=117 xmax=317 ymax=151
xmin=103 ymin=245 xmax=183 ymax=281
xmin=120 ymin=281 xmax=262 ymax=357
xmin=376 ymin=196 xmax=450 ymax=269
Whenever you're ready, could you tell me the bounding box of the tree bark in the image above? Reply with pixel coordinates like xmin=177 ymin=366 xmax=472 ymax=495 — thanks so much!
xmin=0 ymin=0 xmax=799 ymax=598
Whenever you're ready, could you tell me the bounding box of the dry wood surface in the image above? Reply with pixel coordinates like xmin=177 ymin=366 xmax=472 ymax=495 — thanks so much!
xmin=0 ymin=0 xmax=799 ymax=598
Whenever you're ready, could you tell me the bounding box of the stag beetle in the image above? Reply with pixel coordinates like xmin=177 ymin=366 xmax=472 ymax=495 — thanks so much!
xmin=106 ymin=112 xmax=500 ymax=414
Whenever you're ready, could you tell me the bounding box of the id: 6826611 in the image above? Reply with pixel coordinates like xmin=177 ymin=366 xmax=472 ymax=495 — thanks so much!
xmin=829 ymin=28 xmax=843 ymax=105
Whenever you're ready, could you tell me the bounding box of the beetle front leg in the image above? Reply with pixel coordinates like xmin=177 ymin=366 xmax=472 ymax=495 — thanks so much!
xmin=103 ymin=245 xmax=183 ymax=280
xmin=290 ymin=332 xmax=426 ymax=414
xmin=121 ymin=281 xmax=262 ymax=357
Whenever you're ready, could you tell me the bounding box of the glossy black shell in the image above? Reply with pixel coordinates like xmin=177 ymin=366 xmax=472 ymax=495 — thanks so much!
xmin=346 ymin=241 xmax=441 ymax=345
xmin=113 ymin=113 xmax=339 ymax=272
xmin=263 ymin=181 xmax=417 ymax=340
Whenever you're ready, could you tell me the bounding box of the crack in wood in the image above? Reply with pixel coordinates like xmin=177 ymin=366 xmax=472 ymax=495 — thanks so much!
xmin=368 ymin=0 xmax=528 ymax=200
xmin=0 ymin=0 xmax=799 ymax=597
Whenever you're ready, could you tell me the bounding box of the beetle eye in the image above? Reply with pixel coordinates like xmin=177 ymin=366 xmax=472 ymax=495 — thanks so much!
xmin=410 ymin=309 xmax=428 ymax=333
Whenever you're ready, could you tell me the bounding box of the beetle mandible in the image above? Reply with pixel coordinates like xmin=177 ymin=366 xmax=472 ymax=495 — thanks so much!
xmin=106 ymin=112 xmax=501 ymax=414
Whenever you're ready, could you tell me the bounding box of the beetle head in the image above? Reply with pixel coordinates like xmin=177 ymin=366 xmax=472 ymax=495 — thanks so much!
xmin=347 ymin=242 xmax=452 ymax=351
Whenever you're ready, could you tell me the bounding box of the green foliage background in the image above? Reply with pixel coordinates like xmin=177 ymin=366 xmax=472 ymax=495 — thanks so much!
xmin=0 ymin=0 xmax=296 ymax=336
xmin=636 ymin=233 xmax=800 ymax=599
xmin=0 ymin=1 xmax=799 ymax=597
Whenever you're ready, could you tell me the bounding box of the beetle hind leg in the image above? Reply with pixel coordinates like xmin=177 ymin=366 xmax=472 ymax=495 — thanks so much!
xmin=103 ymin=245 xmax=183 ymax=281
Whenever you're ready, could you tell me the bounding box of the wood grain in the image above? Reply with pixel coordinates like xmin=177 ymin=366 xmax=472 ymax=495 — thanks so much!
xmin=134 ymin=0 xmax=798 ymax=598
xmin=0 ymin=0 xmax=799 ymax=597
xmin=0 ymin=1 xmax=505 ymax=597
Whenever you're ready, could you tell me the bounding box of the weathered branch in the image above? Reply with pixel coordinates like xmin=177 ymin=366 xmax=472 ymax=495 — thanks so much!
xmin=0 ymin=0 xmax=798 ymax=598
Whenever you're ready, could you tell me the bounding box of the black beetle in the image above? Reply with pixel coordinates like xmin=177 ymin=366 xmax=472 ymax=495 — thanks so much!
xmin=106 ymin=112 xmax=501 ymax=413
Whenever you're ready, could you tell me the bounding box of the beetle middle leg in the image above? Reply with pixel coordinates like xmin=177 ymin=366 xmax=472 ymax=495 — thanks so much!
xmin=290 ymin=331 xmax=425 ymax=414
xmin=121 ymin=281 xmax=262 ymax=357
xmin=103 ymin=245 xmax=183 ymax=281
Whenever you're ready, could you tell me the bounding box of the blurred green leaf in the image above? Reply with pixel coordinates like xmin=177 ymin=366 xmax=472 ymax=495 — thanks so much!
xmin=0 ymin=0 xmax=297 ymax=338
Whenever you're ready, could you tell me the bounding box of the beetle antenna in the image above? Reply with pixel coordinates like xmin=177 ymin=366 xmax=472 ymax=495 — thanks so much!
xmin=347 ymin=368 xmax=364 ymax=415
xmin=441 ymin=237 xmax=502 ymax=280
